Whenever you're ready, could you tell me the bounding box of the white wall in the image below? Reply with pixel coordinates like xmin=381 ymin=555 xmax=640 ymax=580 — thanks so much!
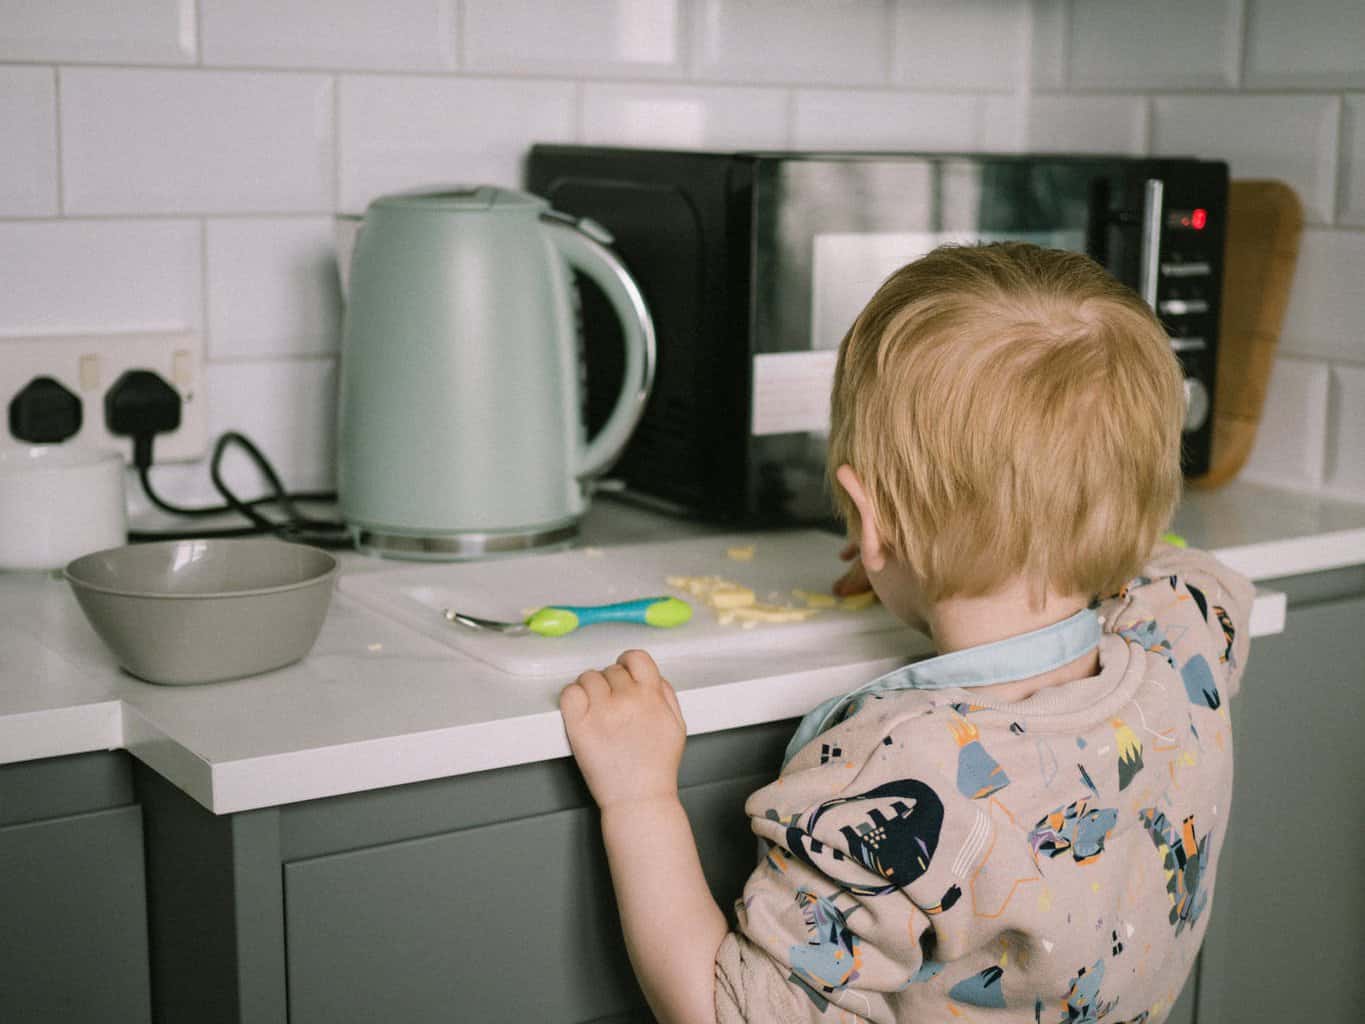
xmin=1030 ymin=0 xmax=1365 ymax=498
xmin=0 ymin=0 xmax=1360 ymax=506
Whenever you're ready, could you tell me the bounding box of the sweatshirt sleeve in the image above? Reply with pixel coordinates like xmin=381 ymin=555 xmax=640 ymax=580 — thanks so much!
xmin=1135 ymin=542 xmax=1256 ymax=699
xmin=714 ymin=706 xmax=949 ymax=1024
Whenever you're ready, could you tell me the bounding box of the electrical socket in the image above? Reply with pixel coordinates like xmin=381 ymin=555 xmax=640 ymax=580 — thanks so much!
xmin=0 ymin=332 xmax=207 ymax=462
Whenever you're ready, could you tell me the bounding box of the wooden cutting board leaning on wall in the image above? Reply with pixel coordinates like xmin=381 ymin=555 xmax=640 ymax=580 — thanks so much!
xmin=1188 ymin=179 xmax=1304 ymax=489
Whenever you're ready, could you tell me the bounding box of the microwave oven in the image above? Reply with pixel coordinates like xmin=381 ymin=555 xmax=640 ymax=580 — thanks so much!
xmin=526 ymin=147 xmax=1228 ymax=525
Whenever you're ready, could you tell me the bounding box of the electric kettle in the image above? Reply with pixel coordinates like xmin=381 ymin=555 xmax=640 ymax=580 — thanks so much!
xmin=335 ymin=186 xmax=655 ymax=559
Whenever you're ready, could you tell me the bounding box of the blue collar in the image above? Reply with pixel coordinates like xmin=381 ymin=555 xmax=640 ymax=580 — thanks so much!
xmin=782 ymin=607 xmax=1101 ymax=768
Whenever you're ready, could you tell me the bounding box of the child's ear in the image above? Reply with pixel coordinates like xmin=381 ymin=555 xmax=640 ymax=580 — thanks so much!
xmin=835 ymin=464 xmax=887 ymax=573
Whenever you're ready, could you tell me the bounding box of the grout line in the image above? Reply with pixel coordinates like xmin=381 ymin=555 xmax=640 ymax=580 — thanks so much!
xmin=194 ymin=0 xmax=204 ymax=66
xmin=1232 ymin=0 xmax=1248 ymax=90
xmin=51 ymin=66 xmax=65 ymax=215
xmin=1334 ymin=93 xmax=1351 ymax=226
xmin=331 ymin=74 xmax=342 ymax=213
xmin=199 ymin=216 xmax=211 ymax=354
xmin=453 ymin=0 xmax=466 ymax=71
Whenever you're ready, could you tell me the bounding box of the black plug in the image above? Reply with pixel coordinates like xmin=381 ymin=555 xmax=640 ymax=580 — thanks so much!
xmin=9 ymin=376 xmax=82 ymax=443
xmin=105 ymin=370 xmax=182 ymax=468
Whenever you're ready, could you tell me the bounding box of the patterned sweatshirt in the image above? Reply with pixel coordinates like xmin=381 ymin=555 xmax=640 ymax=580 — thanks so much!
xmin=714 ymin=545 xmax=1254 ymax=1023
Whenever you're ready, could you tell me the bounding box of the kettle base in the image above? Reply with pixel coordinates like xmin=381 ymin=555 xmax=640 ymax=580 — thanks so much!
xmin=353 ymin=522 xmax=579 ymax=561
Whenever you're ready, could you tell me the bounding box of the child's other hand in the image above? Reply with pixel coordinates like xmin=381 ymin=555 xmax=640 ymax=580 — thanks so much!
xmin=559 ymin=650 xmax=687 ymax=811
xmin=833 ymin=540 xmax=872 ymax=596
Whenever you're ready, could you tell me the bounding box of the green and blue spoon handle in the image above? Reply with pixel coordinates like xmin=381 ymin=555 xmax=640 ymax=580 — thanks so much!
xmin=527 ymin=596 xmax=691 ymax=637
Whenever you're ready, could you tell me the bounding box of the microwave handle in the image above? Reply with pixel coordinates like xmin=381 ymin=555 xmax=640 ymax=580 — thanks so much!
xmin=1139 ymin=178 xmax=1164 ymax=311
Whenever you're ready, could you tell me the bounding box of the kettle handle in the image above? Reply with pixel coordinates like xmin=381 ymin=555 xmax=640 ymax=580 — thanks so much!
xmin=543 ymin=214 xmax=657 ymax=481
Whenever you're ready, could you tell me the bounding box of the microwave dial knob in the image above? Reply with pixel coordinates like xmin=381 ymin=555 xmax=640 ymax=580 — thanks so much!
xmin=1183 ymin=378 xmax=1210 ymax=432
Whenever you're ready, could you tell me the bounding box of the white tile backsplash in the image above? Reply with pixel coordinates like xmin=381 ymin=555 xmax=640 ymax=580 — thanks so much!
xmin=0 ymin=220 xmax=202 ymax=336
xmin=206 ymin=218 xmax=342 ymax=360
xmin=582 ymin=82 xmax=786 ymax=149
xmin=338 ymin=75 xmax=574 ymax=214
xmin=1067 ymin=0 xmax=1241 ymax=91
xmin=1241 ymin=357 xmax=1331 ymax=490
xmin=0 ymin=0 xmax=1362 ymax=504
xmin=1024 ymin=95 xmax=1148 ymax=155
xmin=1245 ymin=0 xmax=1365 ymax=89
xmin=60 ymin=69 xmax=335 ymax=215
xmin=691 ymin=0 xmax=892 ymax=85
xmin=892 ymin=0 xmax=1028 ymax=92
xmin=464 ymin=0 xmax=683 ymax=79
xmin=1326 ymin=364 xmax=1365 ymax=498
xmin=793 ymin=90 xmax=986 ymax=151
xmin=0 ymin=0 xmax=196 ymax=64
xmin=1342 ymin=95 xmax=1365 ymax=227
xmin=1278 ymin=229 xmax=1365 ymax=365
xmin=201 ymin=0 xmax=456 ymax=71
xmin=0 ymin=66 xmax=57 ymax=216
xmin=1151 ymin=94 xmax=1341 ymax=225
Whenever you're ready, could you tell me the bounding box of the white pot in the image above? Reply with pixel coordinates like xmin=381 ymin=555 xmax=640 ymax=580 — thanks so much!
xmin=0 ymin=446 xmax=126 ymax=571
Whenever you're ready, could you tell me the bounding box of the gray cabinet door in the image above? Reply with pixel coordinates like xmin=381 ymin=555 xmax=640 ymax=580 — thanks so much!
xmin=1195 ymin=592 xmax=1365 ymax=1021
xmin=0 ymin=804 xmax=153 ymax=1024
xmin=285 ymin=773 xmax=767 ymax=1024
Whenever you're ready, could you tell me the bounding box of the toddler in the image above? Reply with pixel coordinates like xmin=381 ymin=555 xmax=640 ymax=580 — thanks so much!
xmin=560 ymin=242 xmax=1254 ymax=1024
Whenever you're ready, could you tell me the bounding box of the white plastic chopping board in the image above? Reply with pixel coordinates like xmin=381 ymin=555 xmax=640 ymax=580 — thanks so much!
xmin=340 ymin=530 xmax=902 ymax=676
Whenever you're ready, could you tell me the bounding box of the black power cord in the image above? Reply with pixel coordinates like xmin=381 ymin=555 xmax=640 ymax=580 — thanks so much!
xmin=107 ymin=369 xmax=353 ymax=550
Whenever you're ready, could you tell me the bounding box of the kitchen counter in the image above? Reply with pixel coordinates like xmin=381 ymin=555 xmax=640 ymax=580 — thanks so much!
xmin=1 ymin=479 xmax=1360 ymax=814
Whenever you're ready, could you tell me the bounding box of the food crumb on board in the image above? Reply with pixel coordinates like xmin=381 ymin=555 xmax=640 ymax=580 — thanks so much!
xmin=668 ymin=574 xmax=821 ymax=626
xmin=725 ymin=545 xmax=756 ymax=562
xmin=367 ymin=643 xmax=383 ymax=652
xmin=582 ymin=547 xmax=605 ymax=558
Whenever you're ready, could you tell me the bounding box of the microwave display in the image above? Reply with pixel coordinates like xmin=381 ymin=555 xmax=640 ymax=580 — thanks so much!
xmin=528 ymin=147 xmax=1227 ymax=526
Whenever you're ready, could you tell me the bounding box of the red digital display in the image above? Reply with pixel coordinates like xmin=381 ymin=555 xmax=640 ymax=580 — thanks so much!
xmin=1191 ymin=208 xmax=1208 ymax=230
xmin=1167 ymin=207 xmax=1210 ymax=230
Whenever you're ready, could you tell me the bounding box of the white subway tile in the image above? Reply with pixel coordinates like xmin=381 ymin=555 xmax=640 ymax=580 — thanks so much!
xmin=1024 ymin=95 xmax=1147 ymax=155
xmin=1240 ymin=357 xmax=1330 ymax=491
xmin=1152 ymin=95 xmax=1340 ymax=225
xmin=582 ymin=83 xmax=786 ymax=149
xmin=0 ymin=0 xmax=196 ymax=64
xmin=1028 ymin=0 xmax=1067 ymax=91
xmin=1245 ymin=0 xmax=1365 ymax=88
xmin=465 ymin=0 xmax=683 ymax=78
xmin=692 ymin=0 xmax=892 ymax=85
xmin=892 ymin=0 xmax=1027 ymax=92
xmin=1342 ymin=96 xmax=1365 ymax=226
xmin=338 ymin=76 xmax=574 ymax=215
xmin=0 ymin=220 xmax=201 ymax=335
xmin=793 ymin=91 xmax=983 ymax=150
xmin=206 ymin=219 xmax=342 ymax=360
xmin=202 ymin=0 xmax=455 ymax=71
xmin=61 ymin=69 xmax=335 ymax=215
xmin=1326 ymin=364 xmax=1365 ymax=498
xmin=1068 ymin=0 xmax=1240 ymax=90
xmin=1279 ymin=229 xmax=1365 ymax=364
xmin=980 ymin=95 xmax=1027 ymax=152
xmin=0 ymin=67 xmax=57 ymax=216
xmin=137 ymin=359 xmax=338 ymax=505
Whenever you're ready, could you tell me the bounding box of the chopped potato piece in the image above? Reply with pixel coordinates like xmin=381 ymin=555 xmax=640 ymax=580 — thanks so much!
xmin=725 ymin=545 xmax=756 ymax=562
xmin=792 ymin=588 xmax=837 ymax=609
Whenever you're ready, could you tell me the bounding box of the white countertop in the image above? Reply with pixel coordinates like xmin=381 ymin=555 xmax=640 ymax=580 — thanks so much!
xmin=2 ymin=480 xmax=1360 ymax=815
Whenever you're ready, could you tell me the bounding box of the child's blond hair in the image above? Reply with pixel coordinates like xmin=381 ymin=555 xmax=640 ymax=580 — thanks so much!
xmin=828 ymin=242 xmax=1186 ymax=605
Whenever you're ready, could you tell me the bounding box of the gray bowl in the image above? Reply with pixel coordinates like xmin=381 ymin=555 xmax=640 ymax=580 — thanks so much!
xmin=64 ymin=538 xmax=338 ymax=685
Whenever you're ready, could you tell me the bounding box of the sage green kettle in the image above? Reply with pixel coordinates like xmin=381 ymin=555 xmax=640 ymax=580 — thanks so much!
xmin=336 ymin=186 xmax=655 ymax=559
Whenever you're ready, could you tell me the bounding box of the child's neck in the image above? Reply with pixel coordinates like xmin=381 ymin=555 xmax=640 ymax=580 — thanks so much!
xmin=927 ymin=578 xmax=1100 ymax=703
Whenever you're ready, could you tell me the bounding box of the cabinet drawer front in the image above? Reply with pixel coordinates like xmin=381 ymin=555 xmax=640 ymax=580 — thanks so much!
xmin=285 ymin=802 xmax=644 ymax=1023
xmin=0 ymin=804 xmax=152 ymax=1024
xmin=285 ymin=773 xmax=767 ymax=1024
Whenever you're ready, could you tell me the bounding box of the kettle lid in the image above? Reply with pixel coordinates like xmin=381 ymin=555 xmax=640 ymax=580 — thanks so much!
xmin=368 ymin=185 xmax=547 ymax=214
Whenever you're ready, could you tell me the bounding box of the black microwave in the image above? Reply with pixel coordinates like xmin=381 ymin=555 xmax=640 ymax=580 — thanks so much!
xmin=527 ymin=146 xmax=1228 ymax=526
